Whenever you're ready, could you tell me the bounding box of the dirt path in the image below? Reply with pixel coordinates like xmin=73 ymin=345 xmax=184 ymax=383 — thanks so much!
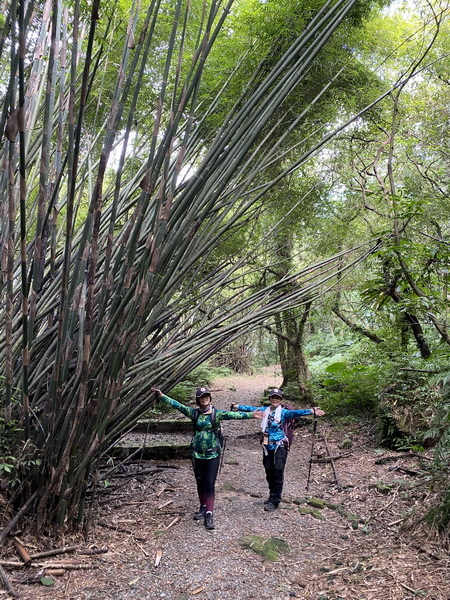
xmin=10 ymin=368 xmax=449 ymax=599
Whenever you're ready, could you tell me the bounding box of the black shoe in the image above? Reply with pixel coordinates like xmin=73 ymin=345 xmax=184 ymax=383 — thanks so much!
xmin=263 ymin=498 xmax=271 ymax=505
xmin=193 ymin=505 xmax=207 ymax=520
xmin=264 ymin=502 xmax=278 ymax=512
xmin=204 ymin=511 xmax=215 ymax=529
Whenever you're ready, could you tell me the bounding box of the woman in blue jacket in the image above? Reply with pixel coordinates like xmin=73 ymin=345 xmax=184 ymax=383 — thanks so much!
xmin=232 ymin=387 xmax=324 ymax=511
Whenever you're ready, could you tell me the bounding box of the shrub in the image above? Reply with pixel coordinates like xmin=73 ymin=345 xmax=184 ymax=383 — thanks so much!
xmin=0 ymin=411 xmax=42 ymax=491
xmin=377 ymin=372 xmax=441 ymax=449
xmin=312 ymin=360 xmax=383 ymax=416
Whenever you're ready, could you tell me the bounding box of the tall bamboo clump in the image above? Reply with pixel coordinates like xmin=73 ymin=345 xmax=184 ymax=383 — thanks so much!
xmin=0 ymin=0 xmax=374 ymax=529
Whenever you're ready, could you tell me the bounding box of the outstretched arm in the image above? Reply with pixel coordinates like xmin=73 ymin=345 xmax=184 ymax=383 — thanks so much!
xmin=218 ymin=409 xmax=263 ymax=421
xmin=150 ymin=387 xmax=195 ymax=420
xmin=283 ymin=407 xmax=325 ymax=419
xmin=230 ymin=403 xmax=261 ymax=412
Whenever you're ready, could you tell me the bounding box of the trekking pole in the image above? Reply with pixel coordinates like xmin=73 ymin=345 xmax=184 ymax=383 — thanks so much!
xmin=218 ymin=436 xmax=227 ymax=475
xmin=306 ymin=408 xmax=317 ymax=491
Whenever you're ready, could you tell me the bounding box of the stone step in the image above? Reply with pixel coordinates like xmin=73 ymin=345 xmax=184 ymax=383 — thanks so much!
xmin=133 ymin=419 xmax=193 ymax=433
xmin=111 ymin=431 xmax=192 ymax=460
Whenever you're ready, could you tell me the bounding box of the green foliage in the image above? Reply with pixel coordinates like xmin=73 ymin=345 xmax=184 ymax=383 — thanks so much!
xmin=167 ymin=363 xmax=234 ymax=403
xmin=0 ymin=412 xmax=42 ymax=490
xmin=377 ymin=370 xmax=442 ymax=449
xmin=420 ymin=373 xmax=450 ymax=533
xmin=306 ymin=331 xmax=357 ymax=362
xmin=312 ymin=358 xmax=384 ymax=416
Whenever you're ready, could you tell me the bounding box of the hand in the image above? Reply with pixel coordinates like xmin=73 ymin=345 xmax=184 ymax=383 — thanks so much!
xmin=253 ymin=410 xmax=265 ymax=419
xmin=312 ymin=407 xmax=325 ymax=417
xmin=230 ymin=403 xmax=238 ymax=411
xmin=151 ymin=387 xmax=162 ymax=397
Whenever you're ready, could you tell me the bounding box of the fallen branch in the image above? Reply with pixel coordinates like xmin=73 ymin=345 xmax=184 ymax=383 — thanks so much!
xmin=78 ymin=549 xmax=109 ymax=555
xmin=0 ymin=564 xmax=18 ymax=597
xmin=311 ymin=451 xmax=352 ymax=463
xmin=1 ymin=560 xmax=98 ymax=570
xmin=30 ymin=545 xmax=78 ymax=559
xmin=37 ymin=563 xmax=98 ymax=570
xmin=0 ymin=491 xmax=38 ymax=545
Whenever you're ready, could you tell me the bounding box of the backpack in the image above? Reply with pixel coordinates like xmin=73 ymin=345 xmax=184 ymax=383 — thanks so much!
xmin=193 ymin=407 xmax=225 ymax=450
xmin=281 ymin=404 xmax=297 ymax=448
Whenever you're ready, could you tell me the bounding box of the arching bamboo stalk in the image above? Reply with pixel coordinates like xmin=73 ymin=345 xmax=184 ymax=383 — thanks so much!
xmin=0 ymin=0 xmax=413 ymax=528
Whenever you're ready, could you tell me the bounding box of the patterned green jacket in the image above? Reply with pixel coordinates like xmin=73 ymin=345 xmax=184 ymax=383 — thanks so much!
xmin=160 ymin=395 xmax=254 ymax=459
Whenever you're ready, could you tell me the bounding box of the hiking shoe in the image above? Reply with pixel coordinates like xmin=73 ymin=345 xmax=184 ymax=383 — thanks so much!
xmin=264 ymin=502 xmax=278 ymax=512
xmin=204 ymin=511 xmax=215 ymax=529
xmin=193 ymin=505 xmax=207 ymax=520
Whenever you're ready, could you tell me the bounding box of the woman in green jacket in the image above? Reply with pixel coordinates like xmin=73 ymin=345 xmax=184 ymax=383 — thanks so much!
xmin=151 ymin=386 xmax=259 ymax=530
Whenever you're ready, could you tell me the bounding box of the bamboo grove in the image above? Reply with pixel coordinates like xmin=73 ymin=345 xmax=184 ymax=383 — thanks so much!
xmin=0 ymin=0 xmax=399 ymax=529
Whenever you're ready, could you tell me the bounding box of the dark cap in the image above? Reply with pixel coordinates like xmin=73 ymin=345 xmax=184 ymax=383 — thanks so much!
xmin=268 ymin=388 xmax=283 ymax=398
xmin=195 ymin=386 xmax=211 ymax=398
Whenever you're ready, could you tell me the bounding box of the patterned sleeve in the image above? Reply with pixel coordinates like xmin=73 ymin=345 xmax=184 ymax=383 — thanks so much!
xmin=217 ymin=409 xmax=255 ymax=421
xmin=160 ymin=395 xmax=196 ymax=420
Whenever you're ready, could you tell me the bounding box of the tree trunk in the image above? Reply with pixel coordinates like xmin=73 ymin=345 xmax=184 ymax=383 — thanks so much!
xmin=271 ymin=302 xmax=312 ymax=401
xmin=389 ymin=288 xmax=432 ymax=359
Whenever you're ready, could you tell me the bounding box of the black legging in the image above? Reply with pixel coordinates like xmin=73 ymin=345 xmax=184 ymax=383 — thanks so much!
xmin=192 ymin=456 xmax=220 ymax=513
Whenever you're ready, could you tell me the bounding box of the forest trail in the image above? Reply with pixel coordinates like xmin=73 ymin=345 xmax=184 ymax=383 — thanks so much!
xmin=12 ymin=367 xmax=449 ymax=600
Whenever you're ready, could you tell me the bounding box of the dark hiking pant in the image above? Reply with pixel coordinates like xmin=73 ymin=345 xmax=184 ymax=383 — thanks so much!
xmin=262 ymin=446 xmax=288 ymax=506
xmin=192 ymin=456 xmax=220 ymax=513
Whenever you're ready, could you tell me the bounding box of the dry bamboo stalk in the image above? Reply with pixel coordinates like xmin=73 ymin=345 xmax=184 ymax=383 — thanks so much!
xmin=13 ymin=538 xmax=32 ymax=565
xmin=30 ymin=545 xmax=78 ymax=559
xmin=0 ymin=491 xmax=38 ymax=544
xmin=78 ymin=549 xmax=108 ymax=555
xmin=39 ymin=563 xmax=97 ymax=570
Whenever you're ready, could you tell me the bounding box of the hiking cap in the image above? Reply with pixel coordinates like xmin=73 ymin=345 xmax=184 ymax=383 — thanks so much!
xmin=269 ymin=388 xmax=283 ymax=398
xmin=195 ymin=386 xmax=211 ymax=398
